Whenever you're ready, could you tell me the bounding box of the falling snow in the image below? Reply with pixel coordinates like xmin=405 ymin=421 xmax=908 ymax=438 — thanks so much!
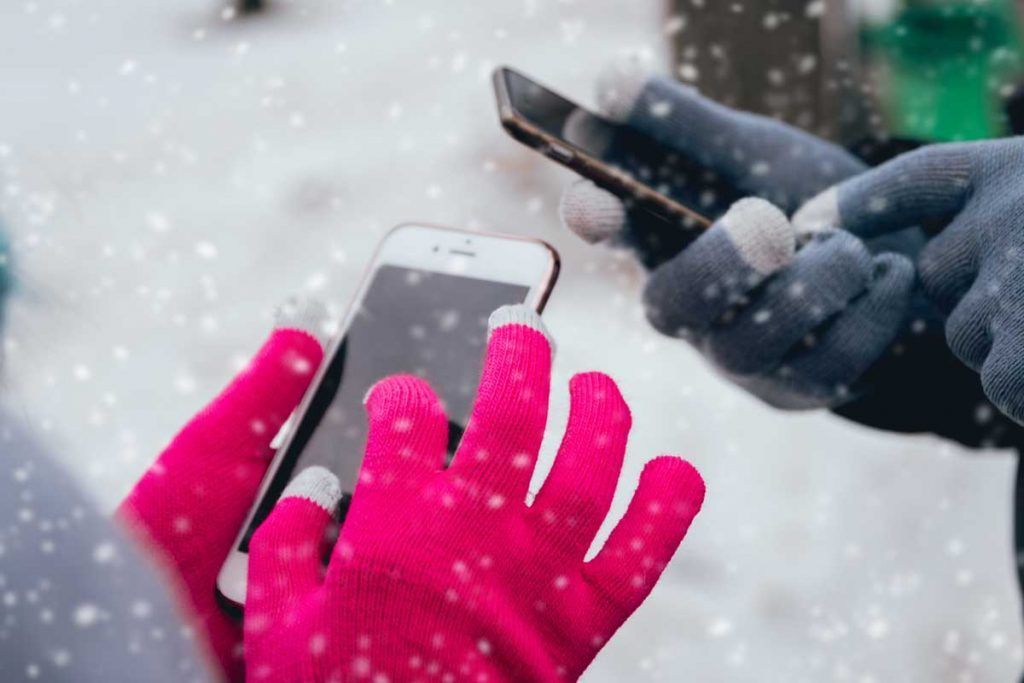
xmin=0 ymin=0 xmax=1020 ymax=681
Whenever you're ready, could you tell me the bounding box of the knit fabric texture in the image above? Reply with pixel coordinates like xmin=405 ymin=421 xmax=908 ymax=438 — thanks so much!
xmin=796 ymin=138 xmax=1024 ymax=426
xmin=244 ymin=305 xmax=706 ymax=682
xmin=643 ymin=198 xmax=915 ymax=409
xmin=118 ymin=320 xmax=325 ymax=681
xmin=560 ymin=57 xmax=1024 ymax=448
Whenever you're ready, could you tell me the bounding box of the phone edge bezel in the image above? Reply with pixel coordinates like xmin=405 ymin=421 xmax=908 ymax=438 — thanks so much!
xmin=214 ymin=222 xmax=559 ymax=609
xmin=492 ymin=66 xmax=712 ymax=229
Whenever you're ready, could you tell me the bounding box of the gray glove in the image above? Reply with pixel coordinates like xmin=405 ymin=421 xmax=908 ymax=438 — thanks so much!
xmin=560 ymin=57 xmax=913 ymax=410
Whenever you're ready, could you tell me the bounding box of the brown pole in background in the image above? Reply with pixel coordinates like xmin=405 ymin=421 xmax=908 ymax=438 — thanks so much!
xmin=667 ymin=0 xmax=874 ymax=145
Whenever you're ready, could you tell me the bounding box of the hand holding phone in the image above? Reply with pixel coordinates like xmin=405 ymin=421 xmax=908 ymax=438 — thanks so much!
xmin=494 ymin=64 xmax=748 ymax=265
xmin=243 ymin=305 xmax=706 ymax=682
xmin=216 ymin=224 xmax=559 ymax=607
xmin=544 ymin=57 xmax=867 ymax=267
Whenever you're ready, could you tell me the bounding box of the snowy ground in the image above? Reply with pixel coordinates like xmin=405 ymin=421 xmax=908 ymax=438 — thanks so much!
xmin=1 ymin=0 xmax=1021 ymax=680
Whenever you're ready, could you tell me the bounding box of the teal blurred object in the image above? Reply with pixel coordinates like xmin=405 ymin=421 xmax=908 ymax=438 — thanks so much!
xmin=862 ymin=0 xmax=1024 ymax=141
xmin=0 ymin=223 xmax=11 ymax=325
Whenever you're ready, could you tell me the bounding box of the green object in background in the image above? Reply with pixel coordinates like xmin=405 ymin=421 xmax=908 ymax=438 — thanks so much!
xmin=863 ymin=0 xmax=1024 ymax=141
xmin=0 ymin=226 xmax=11 ymax=327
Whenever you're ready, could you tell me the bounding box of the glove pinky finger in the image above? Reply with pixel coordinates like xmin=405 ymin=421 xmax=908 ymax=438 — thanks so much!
xmin=584 ymin=457 xmax=705 ymax=609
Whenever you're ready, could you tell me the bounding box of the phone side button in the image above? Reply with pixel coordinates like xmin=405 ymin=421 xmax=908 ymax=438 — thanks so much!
xmin=547 ymin=142 xmax=575 ymax=163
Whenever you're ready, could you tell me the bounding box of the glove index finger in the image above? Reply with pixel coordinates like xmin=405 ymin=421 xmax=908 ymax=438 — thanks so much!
xmin=793 ymin=144 xmax=972 ymax=240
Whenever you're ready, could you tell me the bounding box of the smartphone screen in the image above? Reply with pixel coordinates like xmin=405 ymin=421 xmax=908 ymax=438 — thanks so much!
xmin=502 ymin=68 xmax=619 ymax=156
xmin=500 ymin=68 xmax=742 ymax=224
xmin=238 ymin=264 xmax=530 ymax=551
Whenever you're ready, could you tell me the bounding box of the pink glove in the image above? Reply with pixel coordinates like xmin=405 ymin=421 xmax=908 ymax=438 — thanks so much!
xmin=245 ymin=305 xmax=705 ymax=682
xmin=118 ymin=303 xmax=325 ymax=681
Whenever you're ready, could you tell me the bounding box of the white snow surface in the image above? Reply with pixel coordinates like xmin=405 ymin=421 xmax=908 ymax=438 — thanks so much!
xmin=0 ymin=0 xmax=1021 ymax=680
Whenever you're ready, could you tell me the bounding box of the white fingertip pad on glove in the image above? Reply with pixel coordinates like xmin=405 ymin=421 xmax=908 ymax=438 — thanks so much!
xmin=559 ymin=180 xmax=628 ymax=244
xmin=792 ymin=186 xmax=840 ymax=236
xmin=280 ymin=466 xmax=343 ymax=514
xmin=274 ymin=296 xmax=331 ymax=345
xmin=595 ymin=52 xmax=655 ymax=122
xmin=719 ymin=197 xmax=795 ymax=275
xmin=488 ymin=304 xmax=553 ymax=345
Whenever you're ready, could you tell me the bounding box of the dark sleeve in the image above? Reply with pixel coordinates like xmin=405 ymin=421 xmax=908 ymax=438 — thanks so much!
xmin=0 ymin=410 xmax=216 ymax=682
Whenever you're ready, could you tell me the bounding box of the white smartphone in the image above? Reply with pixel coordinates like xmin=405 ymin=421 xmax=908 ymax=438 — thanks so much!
xmin=216 ymin=223 xmax=559 ymax=610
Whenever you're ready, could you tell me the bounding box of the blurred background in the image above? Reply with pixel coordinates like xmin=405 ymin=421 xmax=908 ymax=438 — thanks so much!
xmin=1 ymin=0 xmax=1023 ymax=680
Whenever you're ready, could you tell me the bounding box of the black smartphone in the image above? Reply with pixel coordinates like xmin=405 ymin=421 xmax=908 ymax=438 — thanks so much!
xmin=493 ymin=66 xmax=742 ymax=235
